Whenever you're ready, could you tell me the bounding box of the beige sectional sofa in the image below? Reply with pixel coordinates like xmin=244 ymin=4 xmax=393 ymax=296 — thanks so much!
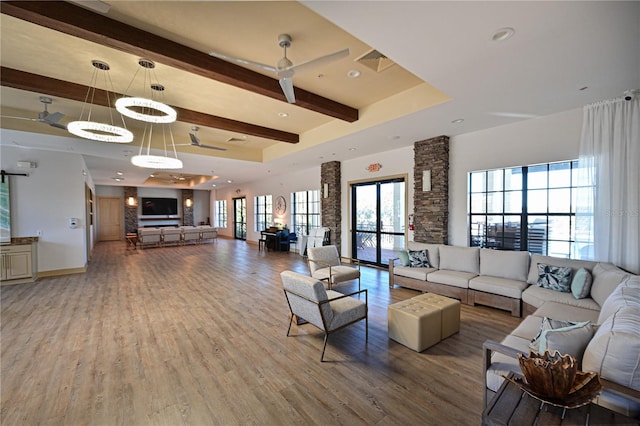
xmin=389 ymin=243 xmax=609 ymax=317
xmin=483 ymin=268 xmax=640 ymax=418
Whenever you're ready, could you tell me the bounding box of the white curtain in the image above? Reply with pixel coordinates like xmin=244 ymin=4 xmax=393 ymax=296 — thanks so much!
xmin=577 ymin=96 xmax=640 ymax=274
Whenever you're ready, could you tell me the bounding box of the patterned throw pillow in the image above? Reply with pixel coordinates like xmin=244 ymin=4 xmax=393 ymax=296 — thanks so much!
xmin=530 ymin=317 xmax=578 ymax=351
xmin=536 ymin=263 xmax=573 ymax=292
xmin=408 ymin=249 xmax=431 ymax=268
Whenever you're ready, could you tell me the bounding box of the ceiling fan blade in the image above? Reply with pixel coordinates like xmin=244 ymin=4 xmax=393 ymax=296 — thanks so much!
xmin=44 ymin=112 xmax=65 ymax=124
xmin=0 ymin=115 xmax=39 ymax=122
xmin=48 ymin=121 xmax=68 ymax=130
xmin=285 ymin=48 xmax=350 ymax=76
xmin=279 ymin=76 xmax=296 ymax=103
xmin=198 ymin=144 xmax=227 ymax=151
xmin=209 ymin=51 xmax=277 ymax=73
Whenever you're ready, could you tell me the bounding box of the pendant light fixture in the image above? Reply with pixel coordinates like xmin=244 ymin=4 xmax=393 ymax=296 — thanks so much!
xmin=67 ymin=60 xmax=133 ymax=143
xmin=124 ymin=60 xmax=182 ymax=169
xmin=116 ymin=59 xmax=177 ymax=124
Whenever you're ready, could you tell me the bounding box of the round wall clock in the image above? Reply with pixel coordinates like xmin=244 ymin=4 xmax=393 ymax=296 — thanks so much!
xmin=275 ymin=195 xmax=287 ymax=215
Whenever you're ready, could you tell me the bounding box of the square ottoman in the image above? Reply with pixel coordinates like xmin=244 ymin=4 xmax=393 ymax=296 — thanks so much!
xmin=388 ymin=299 xmax=441 ymax=352
xmin=413 ymin=293 xmax=461 ymax=339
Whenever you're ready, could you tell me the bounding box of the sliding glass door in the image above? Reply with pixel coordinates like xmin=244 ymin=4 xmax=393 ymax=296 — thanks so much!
xmin=351 ymin=178 xmax=405 ymax=266
xmin=233 ymin=197 xmax=246 ymax=240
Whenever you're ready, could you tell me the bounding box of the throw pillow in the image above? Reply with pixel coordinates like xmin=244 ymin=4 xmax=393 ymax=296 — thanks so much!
xmin=538 ymin=321 xmax=595 ymax=365
xmin=536 ymin=263 xmax=573 ymax=292
xmin=530 ymin=317 xmax=578 ymax=352
xmin=396 ymin=250 xmax=410 ymax=267
xmin=408 ymin=249 xmax=431 ymax=268
xmin=571 ymin=267 xmax=593 ymax=299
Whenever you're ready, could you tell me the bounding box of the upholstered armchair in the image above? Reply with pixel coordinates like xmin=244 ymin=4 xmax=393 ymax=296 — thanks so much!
xmin=161 ymin=227 xmax=182 ymax=246
xmin=307 ymin=245 xmax=361 ymax=292
xmin=182 ymin=226 xmax=201 ymax=244
xmin=281 ymin=270 xmax=367 ymax=361
xmin=138 ymin=228 xmax=162 ymax=248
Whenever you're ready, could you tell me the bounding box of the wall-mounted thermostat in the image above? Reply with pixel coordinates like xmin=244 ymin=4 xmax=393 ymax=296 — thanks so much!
xmin=69 ymin=218 xmax=80 ymax=229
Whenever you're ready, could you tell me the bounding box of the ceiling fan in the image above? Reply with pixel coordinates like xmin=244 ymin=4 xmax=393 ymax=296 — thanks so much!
xmin=1 ymin=96 xmax=67 ymax=130
xmin=210 ymin=33 xmax=349 ymax=104
xmin=175 ymin=126 xmax=227 ymax=151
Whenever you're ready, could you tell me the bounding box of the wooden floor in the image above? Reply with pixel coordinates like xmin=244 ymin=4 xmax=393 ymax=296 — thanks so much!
xmin=1 ymin=239 xmax=521 ymax=425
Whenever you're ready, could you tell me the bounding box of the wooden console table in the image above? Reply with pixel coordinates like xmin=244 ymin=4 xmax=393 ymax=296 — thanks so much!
xmin=482 ymin=373 xmax=637 ymax=425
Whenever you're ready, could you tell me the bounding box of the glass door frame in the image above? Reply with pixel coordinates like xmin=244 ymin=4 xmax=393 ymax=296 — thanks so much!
xmin=349 ymin=175 xmax=407 ymax=267
xmin=233 ymin=197 xmax=246 ymax=240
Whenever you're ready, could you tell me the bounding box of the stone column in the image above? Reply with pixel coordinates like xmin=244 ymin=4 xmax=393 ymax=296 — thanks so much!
xmin=321 ymin=161 xmax=341 ymax=252
xmin=123 ymin=186 xmax=138 ymax=234
xmin=182 ymin=189 xmax=194 ymax=226
xmin=414 ymin=135 xmax=449 ymax=244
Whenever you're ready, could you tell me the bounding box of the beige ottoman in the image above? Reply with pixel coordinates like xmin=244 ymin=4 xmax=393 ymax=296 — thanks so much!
xmin=413 ymin=293 xmax=461 ymax=339
xmin=388 ymin=299 xmax=441 ymax=352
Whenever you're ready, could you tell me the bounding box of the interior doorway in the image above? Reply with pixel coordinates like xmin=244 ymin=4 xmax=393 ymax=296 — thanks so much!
xmin=351 ymin=177 xmax=406 ymax=266
xmin=233 ymin=197 xmax=246 ymax=240
xmin=97 ymin=196 xmax=121 ymax=241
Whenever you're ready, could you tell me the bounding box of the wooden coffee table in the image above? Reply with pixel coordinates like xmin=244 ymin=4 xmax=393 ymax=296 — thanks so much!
xmin=482 ymin=372 xmax=637 ymax=425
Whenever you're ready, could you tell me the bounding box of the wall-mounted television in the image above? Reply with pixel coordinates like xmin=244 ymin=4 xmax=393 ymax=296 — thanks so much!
xmin=141 ymin=197 xmax=178 ymax=216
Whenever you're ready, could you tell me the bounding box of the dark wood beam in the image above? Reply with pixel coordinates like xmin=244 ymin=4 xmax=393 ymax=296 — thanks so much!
xmin=1 ymin=1 xmax=359 ymax=123
xmin=0 ymin=67 xmax=299 ymax=144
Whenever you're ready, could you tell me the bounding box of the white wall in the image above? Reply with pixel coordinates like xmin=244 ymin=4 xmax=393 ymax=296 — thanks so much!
xmin=214 ymin=167 xmax=320 ymax=241
xmin=1 ymin=146 xmax=93 ymax=273
xmin=448 ymin=108 xmax=583 ymax=245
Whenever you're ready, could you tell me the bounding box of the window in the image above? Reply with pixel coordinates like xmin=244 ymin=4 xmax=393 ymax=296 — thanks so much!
xmin=214 ymin=200 xmax=227 ymax=228
xmin=254 ymin=195 xmax=272 ymax=231
xmin=469 ymin=160 xmax=593 ymax=259
xmin=291 ymin=190 xmax=320 ymax=235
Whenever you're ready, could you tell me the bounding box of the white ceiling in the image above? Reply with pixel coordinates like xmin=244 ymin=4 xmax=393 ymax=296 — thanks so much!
xmin=1 ymin=1 xmax=638 ymax=190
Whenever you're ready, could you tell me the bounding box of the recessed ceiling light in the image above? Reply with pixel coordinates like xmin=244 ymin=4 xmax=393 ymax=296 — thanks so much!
xmin=492 ymin=27 xmax=515 ymax=42
xmin=149 ymin=174 xmax=155 ymax=178
xmin=211 ymin=184 xmax=217 ymax=187
xmin=348 ymin=148 xmax=356 ymax=151
xmin=451 ymin=118 xmax=464 ymax=124
xmin=116 ymin=171 xmax=123 ymax=176
xmin=278 ymin=112 xmax=288 ymax=118
xmin=347 ymin=69 xmax=361 ymax=78
xmin=112 ymin=177 xmax=124 ymax=182
xmin=227 ymin=180 xmax=232 ymax=183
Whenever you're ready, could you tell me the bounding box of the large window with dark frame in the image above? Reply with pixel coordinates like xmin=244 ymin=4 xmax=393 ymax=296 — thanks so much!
xmin=291 ymin=190 xmax=320 ymax=236
xmin=254 ymin=195 xmax=273 ymax=231
xmin=469 ymin=160 xmax=593 ymax=259
xmin=214 ymin=200 xmax=227 ymax=228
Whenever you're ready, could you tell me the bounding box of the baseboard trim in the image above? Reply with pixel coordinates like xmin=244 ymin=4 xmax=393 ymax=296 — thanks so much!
xmin=39 ymin=266 xmax=87 ymax=278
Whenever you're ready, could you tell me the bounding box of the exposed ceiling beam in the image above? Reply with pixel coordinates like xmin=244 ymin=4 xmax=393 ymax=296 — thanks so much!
xmin=0 ymin=67 xmax=299 ymax=144
xmin=0 ymin=1 xmax=359 ymax=123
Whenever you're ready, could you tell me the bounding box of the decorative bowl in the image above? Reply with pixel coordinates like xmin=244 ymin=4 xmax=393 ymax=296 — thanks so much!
xmin=518 ymin=350 xmax=577 ymax=399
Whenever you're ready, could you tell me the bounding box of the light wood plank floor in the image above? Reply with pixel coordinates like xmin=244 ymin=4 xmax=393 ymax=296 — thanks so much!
xmin=1 ymin=239 xmax=521 ymax=425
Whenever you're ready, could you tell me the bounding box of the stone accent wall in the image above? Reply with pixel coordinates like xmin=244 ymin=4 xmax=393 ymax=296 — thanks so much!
xmin=414 ymin=135 xmax=449 ymax=244
xmin=123 ymin=186 xmax=138 ymax=234
xmin=321 ymin=161 xmax=341 ymax=252
xmin=182 ymin=189 xmax=194 ymax=226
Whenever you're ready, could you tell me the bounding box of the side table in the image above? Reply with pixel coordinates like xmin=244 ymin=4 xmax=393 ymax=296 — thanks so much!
xmin=126 ymin=233 xmax=138 ymax=250
xmin=482 ymin=372 xmax=636 ymax=425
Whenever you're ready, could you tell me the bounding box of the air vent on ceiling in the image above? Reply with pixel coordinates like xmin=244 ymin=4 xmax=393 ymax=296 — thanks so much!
xmin=355 ymin=49 xmax=396 ymax=73
xmin=226 ymin=137 xmax=247 ymax=143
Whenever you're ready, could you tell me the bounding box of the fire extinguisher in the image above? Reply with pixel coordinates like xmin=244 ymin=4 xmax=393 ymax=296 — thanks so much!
xmin=408 ymin=214 xmax=415 ymax=231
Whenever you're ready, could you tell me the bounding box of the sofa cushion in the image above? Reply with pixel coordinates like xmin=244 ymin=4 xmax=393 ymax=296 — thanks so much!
xmin=438 ymin=246 xmax=479 ymax=274
xmin=536 ymin=263 xmax=572 ymax=292
xmin=538 ymin=321 xmax=595 ymax=365
xmin=407 ymin=243 xmax=441 ymax=269
xmin=427 ymin=270 xmax=476 ymax=289
xmin=597 ymin=277 xmax=640 ymax=324
xmin=532 ymin=302 xmax=600 ymax=323
xmin=583 ymin=306 xmax=640 ymax=391
xmin=408 ymin=249 xmax=431 ymax=268
xmin=527 ymin=254 xmax=596 ymax=286
xmin=487 ymin=334 xmax=531 ymax=392
xmin=591 ymin=262 xmax=631 ymax=307
xmin=522 ymin=285 xmax=601 ymax=311
xmin=393 ymin=265 xmax=435 ymax=281
xmin=480 ymin=249 xmax=530 ymax=282
xmin=571 ymin=267 xmax=593 ymax=299
xmin=469 ymin=276 xmax=529 ymax=299
xmin=510 ymin=314 xmax=545 ymax=341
